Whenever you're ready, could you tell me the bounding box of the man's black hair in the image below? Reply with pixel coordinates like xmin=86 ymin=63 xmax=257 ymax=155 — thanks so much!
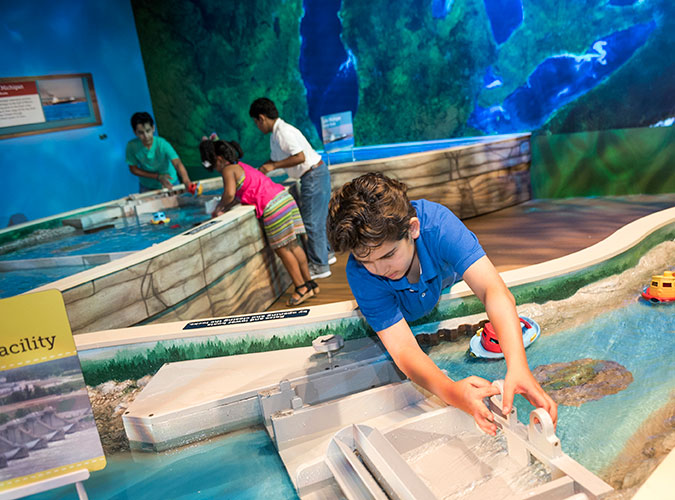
xmin=131 ymin=112 xmax=154 ymax=130
xmin=248 ymin=98 xmax=279 ymax=119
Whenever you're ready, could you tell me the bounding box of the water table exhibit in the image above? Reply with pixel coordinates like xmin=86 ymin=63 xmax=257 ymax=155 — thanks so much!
xmin=0 ymin=133 xmax=530 ymax=334
xmin=1 ymin=133 xmax=673 ymax=499
xmin=13 ymin=203 xmax=668 ymax=500
xmin=2 ymin=0 xmax=675 ymax=498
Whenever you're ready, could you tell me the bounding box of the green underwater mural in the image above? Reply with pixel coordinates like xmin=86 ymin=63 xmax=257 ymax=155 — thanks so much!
xmin=130 ymin=0 xmax=320 ymax=178
xmin=531 ymin=126 xmax=675 ymax=198
xmin=340 ymin=0 xmax=494 ymax=143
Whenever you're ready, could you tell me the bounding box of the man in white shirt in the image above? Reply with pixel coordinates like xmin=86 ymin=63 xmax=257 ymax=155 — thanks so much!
xmin=249 ymin=97 xmax=333 ymax=280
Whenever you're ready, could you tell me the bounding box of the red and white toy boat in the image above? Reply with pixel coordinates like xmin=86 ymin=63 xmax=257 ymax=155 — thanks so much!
xmin=469 ymin=316 xmax=540 ymax=359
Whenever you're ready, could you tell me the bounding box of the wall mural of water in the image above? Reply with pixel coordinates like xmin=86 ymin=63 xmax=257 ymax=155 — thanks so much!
xmin=531 ymin=125 xmax=675 ymax=198
xmin=484 ymin=0 xmax=523 ymax=45
xmin=299 ymin=0 xmax=359 ymax=139
xmin=131 ymin=0 xmax=673 ymax=177
xmin=469 ymin=21 xmax=657 ymax=134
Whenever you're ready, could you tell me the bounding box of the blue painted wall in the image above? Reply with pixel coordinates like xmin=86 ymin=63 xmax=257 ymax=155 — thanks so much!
xmin=0 ymin=0 xmax=154 ymax=228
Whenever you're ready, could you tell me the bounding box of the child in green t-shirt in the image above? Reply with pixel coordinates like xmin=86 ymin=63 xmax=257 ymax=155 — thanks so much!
xmin=125 ymin=112 xmax=194 ymax=193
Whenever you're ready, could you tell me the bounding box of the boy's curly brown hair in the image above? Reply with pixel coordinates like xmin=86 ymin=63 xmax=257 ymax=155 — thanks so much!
xmin=327 ymin=172 xmax=416 ymax=258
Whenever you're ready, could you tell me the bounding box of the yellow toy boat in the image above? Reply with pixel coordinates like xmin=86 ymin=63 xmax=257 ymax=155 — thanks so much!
xmin=151 ymin=211 xmax=171 ymax=225
xmin=641 ymin=270 xmax=675 ymax=303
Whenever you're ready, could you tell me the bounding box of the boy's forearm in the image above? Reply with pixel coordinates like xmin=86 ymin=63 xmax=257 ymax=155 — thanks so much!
xmin=396 ymin=352 xmax=492 ymax=416
xmin=483 ymin=287 xmax=529 ymax=371
xmin=172 ymin=159 xmax=191 ymax=185
xmin=377 ymin=319 xmax=500 ymax=433
xmin=405 ymin=353 xmax=452 ymax=395
xmin=269 ymin=151 xmax=305 ymax=170
xmin=388 ymin=341 xmax=462 ymax=406
xmin=465 ymin=258 xmax=530 ymax=372
xmin=377 ymin=321 xmax=456 ymax=403
xmin=129 ymin=165 xmax=161 ymax=180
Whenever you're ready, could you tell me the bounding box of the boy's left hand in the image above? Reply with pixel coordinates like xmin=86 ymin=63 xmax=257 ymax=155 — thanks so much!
xmin=503 ymin=366 xmax=558 ymax=426
xmin=260 ymin=162 xmax=275 ymax=174
xmin=449 ymin=376 xmax=502 ymax=436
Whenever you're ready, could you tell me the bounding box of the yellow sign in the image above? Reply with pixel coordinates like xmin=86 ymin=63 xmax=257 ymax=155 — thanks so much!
xmin=0 ymin=290 xmax=106 ymax=492
xmin=0 ymin=290 xmax=77 ymax=369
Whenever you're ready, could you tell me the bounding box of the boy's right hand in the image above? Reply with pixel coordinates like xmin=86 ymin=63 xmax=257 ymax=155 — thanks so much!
xmin=449 ymin=376 xmax=501 ymax=436
xmin=260 ymin=162 xmax=275 ymax=174
xmin=158 ymin=174 xmax=173 ymax=189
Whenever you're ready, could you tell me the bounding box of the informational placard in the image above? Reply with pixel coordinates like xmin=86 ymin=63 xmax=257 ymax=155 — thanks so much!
xmin=0 ymin=81 xmax=46 ymax=128
xmin=184 ymin=309 xmax=310 ymax=330
xmin=320 ymin=111 xmax=354 ymax=153
xmin=0 ymin=74 xmax=101 ymax=140
xmin=0 ymin=290 xmax=106 ymax=493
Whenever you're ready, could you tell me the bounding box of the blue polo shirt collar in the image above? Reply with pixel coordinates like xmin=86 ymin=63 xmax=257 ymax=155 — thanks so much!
xmin=388 ymin=234 xmax=437 ymax=291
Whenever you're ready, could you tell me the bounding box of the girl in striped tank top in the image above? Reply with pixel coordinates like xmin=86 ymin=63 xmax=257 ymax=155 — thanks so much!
xmin=200 ymin=137 xmax=317 ymax=306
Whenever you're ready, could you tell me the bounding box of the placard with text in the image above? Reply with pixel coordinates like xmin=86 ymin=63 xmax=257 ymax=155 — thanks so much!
xmin=0 ymin=73 xmax=102 ymax=139
xmin=0 ymin=290 xmax=105 ymax=493
xmin=320 ymin=111 xmax=354 ymax=153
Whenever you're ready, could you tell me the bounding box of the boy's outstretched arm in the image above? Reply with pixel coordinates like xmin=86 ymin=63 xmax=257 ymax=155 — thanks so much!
xmin=260 ymin=151 xmax=305 ymax=174
xmin=462 ymin=256 xmax=558 ymax=425
xmin=171 ymin=158 xmax=193 ymax=187
xmin=378 ymin=319 xmax=501 ymax=435
xmin=128 ymin=164 xmax=173 ymax=189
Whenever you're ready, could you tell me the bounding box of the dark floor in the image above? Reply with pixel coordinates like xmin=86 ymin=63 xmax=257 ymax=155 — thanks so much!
xmin=267 ymin=194 xmax=675 ymax=310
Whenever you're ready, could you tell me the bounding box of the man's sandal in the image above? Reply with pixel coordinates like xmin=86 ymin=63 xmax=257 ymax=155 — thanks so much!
xmin=305 ymin=280 xmax=320 ymax=295
xmin=286 ymin=283 xmax=314 ymax=307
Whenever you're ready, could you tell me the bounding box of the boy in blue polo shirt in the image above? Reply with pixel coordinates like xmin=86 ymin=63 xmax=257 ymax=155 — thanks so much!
xmin=327 ymin=172 xmax=557 ymax=435
xmin=126 ymin=112 xmax=194 ymax=193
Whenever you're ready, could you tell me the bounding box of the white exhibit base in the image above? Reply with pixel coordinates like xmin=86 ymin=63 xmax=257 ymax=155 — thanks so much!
xmin=0 ymin=469 xmax=90 ymax=500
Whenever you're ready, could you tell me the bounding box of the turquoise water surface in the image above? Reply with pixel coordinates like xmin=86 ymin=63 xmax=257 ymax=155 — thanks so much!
xmin=319 ymin=135 xmax=497 ymax=164
xmin=431 ymin=299 xmax=675 ymax=472
xmin=26 ymin=428 xmax=298 ymax=500
xmin=0 ymin=266 xmax=93 ymax=299
xmin=4 ymin=205 xmax=212 ymax=261
xmin=0 ymin=203 xmax=213 ymax=298
xmin=22 ymin=299 xmax=674 ymax=499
